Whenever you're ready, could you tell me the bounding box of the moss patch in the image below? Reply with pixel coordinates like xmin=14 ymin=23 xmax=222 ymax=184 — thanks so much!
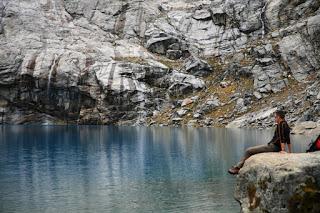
xmin=113 ymin=56 xmax=148 ymax=65
xmin=149 ymin=106 xmax=173 ymax=125
xmin=157 ymin=57 xmax=184 ymax=70
xmin=205 ymin=56 xmax=223 ymax=72
xmin=288 ymin=179 xmax=320 ymax=213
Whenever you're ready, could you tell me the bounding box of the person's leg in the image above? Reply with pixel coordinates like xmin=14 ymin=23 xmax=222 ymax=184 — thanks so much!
xmin=235 ymin=144 xmax=278 ymax=168
xmin=229 ymin=144 xmax=279 ymax=174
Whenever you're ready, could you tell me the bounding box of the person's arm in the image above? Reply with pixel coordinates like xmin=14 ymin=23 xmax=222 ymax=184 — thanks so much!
xmin=279 ymin=122 xmax=287 ymax=153
xmin=284 ymin=122 xmax=292 ymax=153
xmin=268 ymin=130 xmax=276 ymax=145
xmin=287 ymin=143 xmax=292 ymax=153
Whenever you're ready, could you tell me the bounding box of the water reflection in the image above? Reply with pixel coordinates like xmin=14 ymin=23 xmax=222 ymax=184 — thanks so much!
xmin=0 ymin=126 xmax=311 ymax=213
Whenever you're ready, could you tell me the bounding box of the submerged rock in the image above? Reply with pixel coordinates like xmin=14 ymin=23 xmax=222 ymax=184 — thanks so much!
xmin=235 ymin=152 xmax=320 ymax=213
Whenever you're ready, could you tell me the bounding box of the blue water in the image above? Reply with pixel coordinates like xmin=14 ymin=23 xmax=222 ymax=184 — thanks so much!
xmin=0 ymin=126 xmax=310 ymax=213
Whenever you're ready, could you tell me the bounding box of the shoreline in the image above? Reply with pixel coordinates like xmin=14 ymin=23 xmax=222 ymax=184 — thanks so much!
xmin=1 ymin=123 xmax=319 ymax=137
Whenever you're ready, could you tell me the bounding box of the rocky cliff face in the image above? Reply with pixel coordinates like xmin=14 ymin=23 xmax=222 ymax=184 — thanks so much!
xmin=0 ymin=0 xmax=319 ymax=126
xmin=234 ymin=152 xmax=320 ymax=213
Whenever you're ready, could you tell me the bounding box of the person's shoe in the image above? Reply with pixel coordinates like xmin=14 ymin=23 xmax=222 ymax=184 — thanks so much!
xmin=228 ymin=166 xmax=240 ymax=175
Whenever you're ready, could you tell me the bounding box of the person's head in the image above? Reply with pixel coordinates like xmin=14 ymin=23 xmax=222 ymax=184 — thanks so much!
xmin=275 ymin=110 xmax=286 ymax=124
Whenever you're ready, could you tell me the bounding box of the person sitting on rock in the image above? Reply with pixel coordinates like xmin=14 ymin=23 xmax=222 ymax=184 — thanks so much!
xmin=228 ymin=110 xmax=291 ymax=175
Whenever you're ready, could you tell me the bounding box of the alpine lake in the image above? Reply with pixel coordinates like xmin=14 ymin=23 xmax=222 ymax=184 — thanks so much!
xmin=0 ymin=125 xmax=310 ymax=213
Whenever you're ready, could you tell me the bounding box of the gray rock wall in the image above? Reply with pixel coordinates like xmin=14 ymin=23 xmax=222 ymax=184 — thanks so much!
xmin=0 ymin=0 xmax=319 ymax=125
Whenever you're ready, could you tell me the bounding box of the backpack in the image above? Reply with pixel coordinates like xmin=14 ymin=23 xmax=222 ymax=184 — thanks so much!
xmin=306 ymin=135 xmax=320 ymax=152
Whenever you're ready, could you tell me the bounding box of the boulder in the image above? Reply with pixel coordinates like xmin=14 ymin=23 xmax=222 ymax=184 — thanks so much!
xmin=193 ymin=112 xmax=202 ymax=119
xmin=226 ymin=107 xmax=277 ymax=128
xmin=146 ymin=36 xmax=180 ymax=55
xmin=235 ymin=152 xmax=320 ymax=213
xmin=183 ymin=56 xmax=213 ymax=77
xmin=252 ymin=44 xmax=274 ymax=58
xmin=197 ymin=96 xmax=220 ymax=114
xmin=220 ymin=81 xmax=231 ymax=88
xmin=166 ymin=50 xmax=182 ymax=60
xmin=181 ymin=98 xmax=193 ymax=107
xmin=176 ymin=108 xmax=188 ymax=117
xmin=256 ymin=58 xmax=274 ymax=66
xmin=252 ymin=63 xmax=287 ymax=94
xmin=253 ymin=91 xmax=262 ymax=100
xmin=235 ymin=98 xmax=248 ymax=113
xmin=168 ymin=71 xmax=205 ymax=94
xmin=192 ymin=9 xmax=212 ymax=21
xmin=172 ymin=117 xmax=183 ymax=123
xmin=291 ymin=121 xmax=319 ymax=135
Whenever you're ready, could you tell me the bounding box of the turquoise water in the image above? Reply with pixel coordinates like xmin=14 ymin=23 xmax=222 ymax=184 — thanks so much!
xmin=0 ymin=126 xmax=309 ymax=213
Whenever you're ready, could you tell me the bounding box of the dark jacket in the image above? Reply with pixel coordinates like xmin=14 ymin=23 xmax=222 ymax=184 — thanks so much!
xmin=269 ymin=120 xmax=291 ymax=147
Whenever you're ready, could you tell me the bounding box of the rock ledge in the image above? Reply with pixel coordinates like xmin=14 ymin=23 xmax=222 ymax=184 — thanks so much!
xmin=235 ymin=152 xmax=320 ymax=213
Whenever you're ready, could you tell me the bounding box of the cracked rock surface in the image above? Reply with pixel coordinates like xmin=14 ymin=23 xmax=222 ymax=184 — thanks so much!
xmin=0 ymin=0 xmax=319 ymax=126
